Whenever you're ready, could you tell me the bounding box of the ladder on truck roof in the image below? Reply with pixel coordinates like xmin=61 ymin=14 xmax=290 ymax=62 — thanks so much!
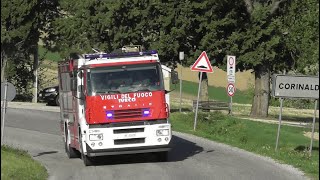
xmin=83 ymin=50 xmax=158 ymax=60
xmin=74 ymin=45 xmax=157 ymax=60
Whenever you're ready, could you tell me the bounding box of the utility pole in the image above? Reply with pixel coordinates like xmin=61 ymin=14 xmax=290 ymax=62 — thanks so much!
xmin=32 ymin=47 xmax=39 ymax=103
xmin=179 ymin=52 xmax=184 ymax=112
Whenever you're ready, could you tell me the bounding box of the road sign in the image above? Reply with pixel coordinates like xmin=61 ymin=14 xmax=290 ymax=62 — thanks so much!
xmin=227 ymin=75 xmax=235 ymax=83
xmin=191 ymin=51 xmax=213 ymax=73
xmin=271 ymin=75 xmax=319 ymax=99
xmin=1 ymin=82 xmax=16 ymax=101
xmin=179 ymin=51 xmax=184 ymax=61
xmin=227 ymin=55 xmax=236 ymax=82
xmin=227 ymin=83 xmax=236 ymax=97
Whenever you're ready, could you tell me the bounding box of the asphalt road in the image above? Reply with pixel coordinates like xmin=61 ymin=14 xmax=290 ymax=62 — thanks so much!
xmin=2 ymin=105 xmax=307 ymax=180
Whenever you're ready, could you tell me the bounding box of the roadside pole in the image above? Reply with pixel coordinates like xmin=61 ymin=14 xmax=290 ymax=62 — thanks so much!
xmin=1 ymin=81 xmax=16 ymax=145
xmin=226 ymin=83 xmax=235 ymax=115
xmin=1 ymin=81 xmax=8 ymax=145
xmin=179 ymin=66 xmax=182 ymax=113
xmin=309 ymin=99 xmax=318 ymax=156
xmin=230 ymin=96 xmax=233 ymax=115
xmin=194 ymin=72 xmax=203 ymax=131
xmin=271 ymin=75 xmax=319 ymax=153
xmin=190 ymin=51 xmax=213 ymax=131
xmin=275 ymin=98 xmax=284 ymax=151
xmin=179 ymin=52 xmax=184 ymax=113
xmin=227 ymin=55 xmax=236 ymax=115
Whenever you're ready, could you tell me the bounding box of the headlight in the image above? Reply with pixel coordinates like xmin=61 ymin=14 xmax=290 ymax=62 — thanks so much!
xmin=156 ymin=129 xmax=169 ymax=136
xmin=45 ymin=88 xmax=56 ymax=92
xmin=89 ymin=134 xmax=103 ymax=141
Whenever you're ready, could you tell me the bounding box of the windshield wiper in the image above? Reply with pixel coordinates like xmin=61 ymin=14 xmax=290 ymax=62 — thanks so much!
xmin=95 ymin=90 xmax=121 ymax=94
xmin=107 ymin=90 xmax=121 ymax=94
xmin=134 ymin=88 xmax=151 ymax=92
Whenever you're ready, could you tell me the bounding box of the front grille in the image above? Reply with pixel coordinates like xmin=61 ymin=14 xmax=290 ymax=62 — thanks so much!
xmin=114 ymin=138 xmax=145 ymax=145
xmin=113 ymin=108 xmax=143 ymax=119
xmin=113 ymin=128 xmax=144 ymax=134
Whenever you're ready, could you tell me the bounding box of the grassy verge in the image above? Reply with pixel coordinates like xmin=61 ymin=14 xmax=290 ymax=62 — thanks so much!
xmin=1 ymin=145 xmax=48 ymax=180
xmin=170 ymin=111 xmax=319 ymax=179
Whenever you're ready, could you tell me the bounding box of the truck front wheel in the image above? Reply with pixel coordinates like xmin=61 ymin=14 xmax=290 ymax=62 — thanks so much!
xmin=64 ymin=128 xmax=79 ymax=158
xmin=79 ymin=133 xmax=93 ymax=166
xmin=55 ymin=95 xmax=60 ymax=106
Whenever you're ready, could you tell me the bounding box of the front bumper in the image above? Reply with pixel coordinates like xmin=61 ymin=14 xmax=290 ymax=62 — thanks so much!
xmin=86 ymin=144 xmax=171 ymax=157
xmin=84 ymin=122 xmax=172 ymax=157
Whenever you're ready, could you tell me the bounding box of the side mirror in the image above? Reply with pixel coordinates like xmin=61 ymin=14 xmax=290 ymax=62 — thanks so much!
xmin=171 ymin=71 xmax=179 ymax=84
xmin=71 ymin=78 xmax=77 ymax=91
xmin=78 ymin=85 xmax=85 ymax=104
xmin=78 ymin=71 xmax=83 ymax=79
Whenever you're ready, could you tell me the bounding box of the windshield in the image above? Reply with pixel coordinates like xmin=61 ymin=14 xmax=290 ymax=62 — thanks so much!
xmin=87 ymin=63 xmax=164 ymax=95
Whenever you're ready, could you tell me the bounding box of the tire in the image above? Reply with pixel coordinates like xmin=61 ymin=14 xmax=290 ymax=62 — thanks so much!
xmin=79 ymin=133 xmax=94 ymax=166
xmin=55 ymin=95 xmax=60 ymax=106
xmin=65 ymin=128 xmax=79 ymax=158
xmin=157 ymin=151 xmax=168 ymax=162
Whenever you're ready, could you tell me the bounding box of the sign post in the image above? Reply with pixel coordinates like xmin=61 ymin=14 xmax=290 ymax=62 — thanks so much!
xmin=309 ymin=99 xmax=318 ymax=155
xmin=275 ymin=98 xmax=284 ymax=151
xmin=227 ymin=56 xmax=236 ymax=115
xmin=191 ymin=51 xmax=213 ymax=131
xmin=194 ymin=72 xmax=203 ymax=131
xmin=179 ymin=51 xmax=184 ymax=113
xmin=272 ymin=75 xmax=319 ymax=154
xmin=227 ymin=83 xmax=236 ymax=115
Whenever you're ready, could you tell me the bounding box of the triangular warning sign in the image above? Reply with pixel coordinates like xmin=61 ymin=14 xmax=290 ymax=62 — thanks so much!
xmin=191 ymin=51 xmax=213 ymax=73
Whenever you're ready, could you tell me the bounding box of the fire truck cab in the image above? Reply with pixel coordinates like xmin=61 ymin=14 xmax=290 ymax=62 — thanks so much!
xmin=58 ymin=46 xmax=178 ymax=166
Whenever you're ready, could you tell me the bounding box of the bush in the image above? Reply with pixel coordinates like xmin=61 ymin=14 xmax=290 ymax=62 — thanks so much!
xmin=13 ymin=94 xmax=33 ymax=102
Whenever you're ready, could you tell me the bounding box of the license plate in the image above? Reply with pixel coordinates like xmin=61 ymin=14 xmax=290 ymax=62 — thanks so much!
xmin=123 ymin=133 xmax=136 ymax=138
xmin=115 ymin=133 xmax=137 ymax=139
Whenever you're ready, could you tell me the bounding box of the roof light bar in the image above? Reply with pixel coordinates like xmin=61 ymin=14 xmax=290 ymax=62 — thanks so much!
xmin=84 ymin=50 xmax=158 ymax=60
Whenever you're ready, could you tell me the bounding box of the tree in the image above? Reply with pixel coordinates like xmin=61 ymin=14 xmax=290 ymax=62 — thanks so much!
xmin=1 ymin=0 xmax=59 ymax=102
xmin=279 ymin=0 xmax=319 ymax=75
xmin=1 ymin=0 xmax=32 ymax=82
xmin=51 ymin=0 xmax=318 ymax=116
xmin=223 ymin=0 xmax=292 ymax=117
xmin=225 ymin=0 xmax=318 ymax=117
xmin=52 ymin=0 xmax=150 ymax=56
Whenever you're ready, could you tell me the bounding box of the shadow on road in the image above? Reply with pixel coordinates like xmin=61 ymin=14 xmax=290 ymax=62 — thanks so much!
xmin=33 ymin=151 xmax=59 ymax=157
xmin=90 ymin=135 xmax=204 ymax=166
xmin=169 ymin=135 xmax=204 ymax=161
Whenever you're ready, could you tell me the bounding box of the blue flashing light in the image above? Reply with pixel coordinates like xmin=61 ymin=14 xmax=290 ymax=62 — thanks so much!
xmin=106 ymin=111 xmax=114 ymax=119
xmin=84 ymin=50 xmax=158 ymax=60
xmin=142 ymin=108 xmax=150 ymax=117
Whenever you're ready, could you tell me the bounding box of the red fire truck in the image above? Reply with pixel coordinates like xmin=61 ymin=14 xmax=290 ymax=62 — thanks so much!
xmin=58 ymin=46 xmax=178 ymax=166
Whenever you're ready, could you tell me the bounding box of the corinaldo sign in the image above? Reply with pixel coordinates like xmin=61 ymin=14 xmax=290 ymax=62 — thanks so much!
xmin=272 ymin=75 xmax=319 ymax=99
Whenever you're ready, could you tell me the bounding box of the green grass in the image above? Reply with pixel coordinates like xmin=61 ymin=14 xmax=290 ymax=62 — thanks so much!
xmin=1 ymin=145 xmax=48 ymax=180
xmin=170 ymin=111 xmax=319 ymax=179
xmin=172 ymin=80 xmax=252 ymax=104
xmin=38 ymin=46 xmax=62 ymax=62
